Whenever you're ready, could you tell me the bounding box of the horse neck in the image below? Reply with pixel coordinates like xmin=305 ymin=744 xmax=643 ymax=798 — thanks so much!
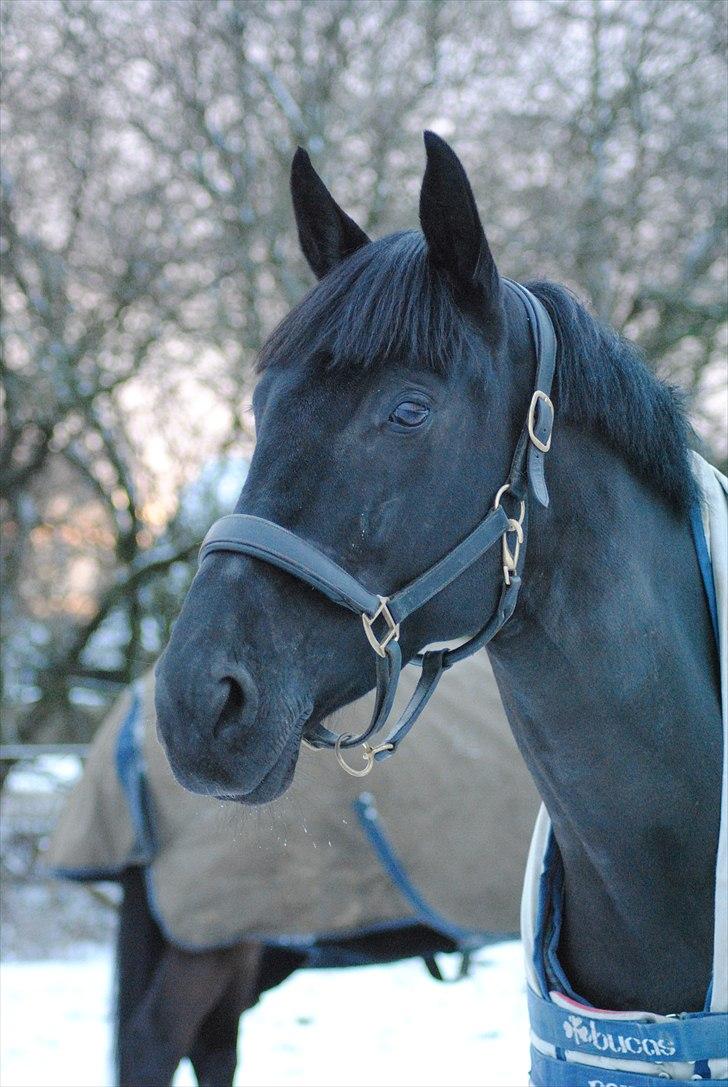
xmin=487 ymin=426 xmax=723 ymax=1014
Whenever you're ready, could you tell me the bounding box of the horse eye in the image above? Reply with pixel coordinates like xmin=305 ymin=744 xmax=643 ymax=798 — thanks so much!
xmin=389 ymin=401 xmax=430 ymax=427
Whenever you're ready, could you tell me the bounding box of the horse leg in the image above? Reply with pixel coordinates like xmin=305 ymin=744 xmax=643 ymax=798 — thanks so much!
xmin=188 ymin=942 xmax=264 ymax=1087
xmin=121 ymin=943 xmax=240 ymax=1087
xmin=115 ymin=866 xmax=169 ymax=1086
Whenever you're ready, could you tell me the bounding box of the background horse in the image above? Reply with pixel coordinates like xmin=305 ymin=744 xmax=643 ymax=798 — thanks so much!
xmin=154 ymin=131 xmax=725 ymax=1080
xmin=49 ymin=654 xmax=538 ymax=1085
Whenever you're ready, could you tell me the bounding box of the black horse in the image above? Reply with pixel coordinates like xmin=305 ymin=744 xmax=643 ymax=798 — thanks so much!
xmin=155 ymin=132 xmax=721 ymax=1038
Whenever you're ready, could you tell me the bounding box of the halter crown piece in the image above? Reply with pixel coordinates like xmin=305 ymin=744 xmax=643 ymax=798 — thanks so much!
xmin=199 ymin=281 xmax=556 ymax=776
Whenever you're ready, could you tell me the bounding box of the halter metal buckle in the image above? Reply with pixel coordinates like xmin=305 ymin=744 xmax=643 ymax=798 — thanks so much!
xmin=362 ymin=595 xmax=400 ymax=658
xmin=528 ymin=390 xmax=554 ymax=453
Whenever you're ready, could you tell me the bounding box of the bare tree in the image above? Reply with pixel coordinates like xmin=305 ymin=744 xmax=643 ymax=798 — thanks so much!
xmin=467 ymin=0 xmax=727 ymax=442
xmin=1 ymin=1 xmax=222 ymax=739
xmin=2 ymin=0 xmax=725 ymax=743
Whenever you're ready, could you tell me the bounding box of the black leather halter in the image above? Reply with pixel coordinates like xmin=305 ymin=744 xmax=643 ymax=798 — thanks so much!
xmin=199 ymin=281 xmax=556 ymax=775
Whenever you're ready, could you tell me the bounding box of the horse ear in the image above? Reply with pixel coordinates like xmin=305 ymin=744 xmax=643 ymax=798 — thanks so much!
xmin=290 ymin=148 xmax=371 ymax=279
xmin=419 ymin=131 xmax=499 ymax=307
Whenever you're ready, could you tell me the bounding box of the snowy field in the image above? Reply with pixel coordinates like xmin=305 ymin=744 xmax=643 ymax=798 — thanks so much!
xmin=1 ymin=941 xmax=530 ymax=1086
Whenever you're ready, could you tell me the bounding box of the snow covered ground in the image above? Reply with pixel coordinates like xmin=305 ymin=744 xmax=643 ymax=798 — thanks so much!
xmin=2 ymin=759 xmax=532 ymax=1085
xmin=1 ymin=941 xmax=530 ymax=1086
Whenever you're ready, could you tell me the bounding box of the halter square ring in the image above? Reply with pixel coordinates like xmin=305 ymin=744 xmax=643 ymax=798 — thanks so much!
xmin=362 ymin=595 xmax=400 ymax=657
xmin=528 ymin=390 xmax=554 ymax=453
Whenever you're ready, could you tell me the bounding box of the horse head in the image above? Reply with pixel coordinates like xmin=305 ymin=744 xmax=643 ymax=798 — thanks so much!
xmin=155 ymin=133 xmax=538 ymax=803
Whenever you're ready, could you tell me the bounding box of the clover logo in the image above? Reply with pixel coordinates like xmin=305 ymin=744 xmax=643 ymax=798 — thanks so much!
xmin=563 ymin=1015 xmax=589 ymax=1045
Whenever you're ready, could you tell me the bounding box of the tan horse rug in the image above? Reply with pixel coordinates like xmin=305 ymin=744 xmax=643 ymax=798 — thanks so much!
xmin=46 ymin=654 xmax=538 ymax=956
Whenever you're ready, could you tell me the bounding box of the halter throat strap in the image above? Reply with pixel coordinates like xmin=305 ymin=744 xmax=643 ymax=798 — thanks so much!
xmin=198 ymin=281 xmax=556 ymax=770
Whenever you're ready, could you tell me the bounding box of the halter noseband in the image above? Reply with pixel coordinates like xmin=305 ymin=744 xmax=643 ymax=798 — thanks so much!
xmin=199 ymin=281 xmax=556 ymax=775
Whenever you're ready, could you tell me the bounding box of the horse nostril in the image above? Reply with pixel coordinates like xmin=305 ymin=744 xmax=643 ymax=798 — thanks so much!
xmin=213 ymin=666 xmax=259 ymax=742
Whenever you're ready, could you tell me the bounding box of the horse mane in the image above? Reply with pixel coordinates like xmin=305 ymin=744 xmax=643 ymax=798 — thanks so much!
xmin=258 ymin=230 xmax=696 ymax=513
xmin=528 ymin=281 xmax=697 ymax=513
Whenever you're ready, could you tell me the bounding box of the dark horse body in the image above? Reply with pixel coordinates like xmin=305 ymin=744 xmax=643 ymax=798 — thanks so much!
xmin=156 ymin=132 xmax=722 ymax=1022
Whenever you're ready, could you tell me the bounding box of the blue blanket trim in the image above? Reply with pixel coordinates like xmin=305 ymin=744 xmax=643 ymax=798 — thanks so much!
xmin=114 ymin=686 xmax=157 ymax=864
xmin=43 ymin=689 xmax=157 ymax=882
xmin=528 ymin=987 xmax=728 ymax=1065
xmin=45 ymin=862 xmax=127 ymax=881
xmin=532 ymin=832 xmax=560 ymax=999
xmin=530 ymin=1047 xmax=728 ymax=1086
xmin=541 ymin=835 xmax=589 ymax=1006
xmin=690 ymin=502 xmax=720 ymax=649
xmin=353 ymin=791 xmax=495 ymax=951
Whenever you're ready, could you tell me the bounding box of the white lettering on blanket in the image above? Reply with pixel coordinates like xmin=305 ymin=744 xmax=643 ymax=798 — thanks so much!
xmin=588 ymin=1081 xmax=638 ymax=1087
xmin=563 ymin=1015 xmax=676 ymax=1058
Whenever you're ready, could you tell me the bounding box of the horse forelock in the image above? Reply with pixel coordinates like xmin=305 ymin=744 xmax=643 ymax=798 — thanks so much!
xmin=257 ymin=230 xmax=484 ymax=378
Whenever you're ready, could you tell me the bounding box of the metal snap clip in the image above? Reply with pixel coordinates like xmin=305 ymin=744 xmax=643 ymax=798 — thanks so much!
xmin=501 ymin=517 xmax=524 ymax=585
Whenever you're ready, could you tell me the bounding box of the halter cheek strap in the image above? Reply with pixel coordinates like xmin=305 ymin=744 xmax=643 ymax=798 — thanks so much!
xmin=198 ymin=281 xmax=556 ymax=774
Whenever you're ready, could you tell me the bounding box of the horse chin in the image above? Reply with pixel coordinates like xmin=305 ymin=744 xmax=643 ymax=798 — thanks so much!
xmin=216 ymin=715 xmax=307 ymax=805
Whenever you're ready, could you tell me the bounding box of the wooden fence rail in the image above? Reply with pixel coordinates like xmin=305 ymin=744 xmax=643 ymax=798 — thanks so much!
xmin=0 ymin=744 xmax=90 ymax=760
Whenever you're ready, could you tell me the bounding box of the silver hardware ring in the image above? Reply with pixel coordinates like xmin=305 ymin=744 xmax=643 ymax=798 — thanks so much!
xmin=493 ymin=483 xmax=526 ymax=525
xmin=335 ymin=734 xmax=395 ymax=776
